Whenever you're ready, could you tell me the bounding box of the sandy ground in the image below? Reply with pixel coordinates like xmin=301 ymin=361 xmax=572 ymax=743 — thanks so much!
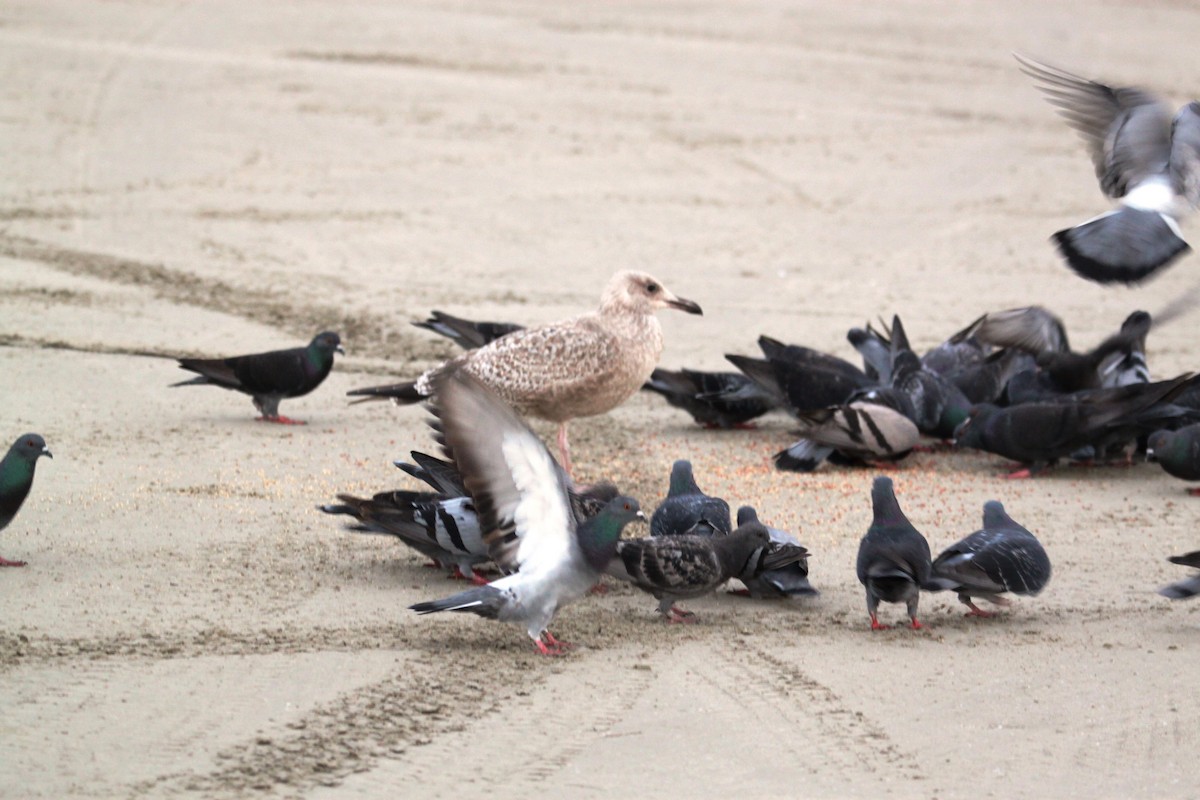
xmin=2 ymin=1 xmax=1200 ymax=797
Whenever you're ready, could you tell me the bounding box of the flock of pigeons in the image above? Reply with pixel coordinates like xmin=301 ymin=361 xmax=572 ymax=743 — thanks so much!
xmin=5 ymin=55 xmax=1200 ymax=652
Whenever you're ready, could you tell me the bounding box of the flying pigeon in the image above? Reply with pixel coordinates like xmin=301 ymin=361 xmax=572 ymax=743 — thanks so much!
xmin=413 ymin=311 xmax=523 ymax=351
xmin=1158 ymin=550 xmax=1200 ymax=599
xmin=648 ymin=459 xmax=732 ymax=537
xmin=926 ymin=501 xmax=1052 ymax=617
xmin=730 ymin=506 xmax=817 ymax=598
xmin=610 ymin=524 xmax=773 ymax=622
xmin=856 ymin=476 xmax=932 ymax=630
xmin=408 ymin=369 xmax=643 ymax=655
xmin=0 ymin=434 xmax=52 ymax=567
xmin=643 ymin=368 xmax=778 ymax=429
xmin=348 ymin=271 xmax=702 ymax=476
xmin=172 ymin=331 xmax=343 ymax=424
xmin=775 ymin=401 xmax=919 ymax=472
xmin=1148 ymin=424 xmax=1200 ymax=494
xmin=1016 ymin=54 xmax=1200 ymax=284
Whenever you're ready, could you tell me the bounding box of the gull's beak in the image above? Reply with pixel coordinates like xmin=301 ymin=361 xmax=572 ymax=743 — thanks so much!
xmin=665 ymin=294 xmax=703 ymax=315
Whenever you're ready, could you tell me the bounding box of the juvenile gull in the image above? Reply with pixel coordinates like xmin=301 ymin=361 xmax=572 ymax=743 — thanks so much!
xmin=349 ymin=271 xmax=702 ymax=474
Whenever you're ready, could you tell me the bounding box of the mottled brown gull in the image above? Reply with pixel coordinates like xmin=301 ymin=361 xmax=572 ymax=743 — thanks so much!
xmin=349 ymin=270 xmax=702 ymax=474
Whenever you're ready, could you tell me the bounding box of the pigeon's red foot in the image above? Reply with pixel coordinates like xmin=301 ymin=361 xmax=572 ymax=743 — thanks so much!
xmin=1003 ymin=467 xmax=1033 ymax=480
xmin=534 ymin=634 xmax=572 ymax=656
xmin=0 ymin=556 xmax=27 ymax=567
xmin=1188 ymin=487 xmax=1200 ymax=497
xmin=588 ymin=582 xmax=610 ymax=595
xmin=449 ymin=566 xmax=489 ymax=586
xmin=869 ymin=616 xmax=891 ymax=631
xmin=910 ymin=619 xmax=925 ymax=630
xmin=257 ymin=415 xmax=307 ymax=426
xmin=964 ymin=608 xmax=995 ymax=618
xmin=665 ymin=606 xmax=698 ymax=624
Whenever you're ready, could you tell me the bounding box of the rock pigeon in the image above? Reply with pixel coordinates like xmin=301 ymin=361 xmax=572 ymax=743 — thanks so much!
xmin=1158 ymin=550 xmax=1200 ymax=599
xmin=0 ymin=434 xmax=52 ymax=567
xmin=856 ymin=476 xmax=932 ymax=630
xmin=412 ymin=311 xmax=523 ymax=350
xmin=648 ymin=459 xmax=732 ymax=537
xmin=348 ymin=271 xmax=701 ymax=476
xmin=730 ymin=506 xmax=817 ymax=598
xmin=321 ymin=490 xmax=493 ymax=583
xmin=775 ymin=401 xmax=919 ymax=472
xmin=172 ymin=331 xmax=343 ymax=424
xmin=727 ymin=336 xmax=873 ymax=416
xmin=642 ymin=368 xmax=777 ymax=429
xmin=1016 ymin=54 xmax=1200 ymax=284
xmin=395 ymin=450 xmax=470 ymax=497
xmin=1148 ymin=424 xmax=1200 ymax=494
xmin=610 ymin=524 xmax=773 ymax=622
xmin=408 ymin=369 xmax=643 ymax=655
xmin=954 ymin=374 xmax=1197 ymax=477
xmin=926 ymin=501 xmax=1052 ymax=617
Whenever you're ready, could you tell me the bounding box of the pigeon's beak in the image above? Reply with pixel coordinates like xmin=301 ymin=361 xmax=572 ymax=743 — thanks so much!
xmin=666 ymin=295 xmax=703 ymax=315
xmin=41 ymin=447 xmax=53 ymax=459
xmin=635 ymin=510 xmax=647 ymax=522
xmin=1146 ymin=448 xmax=1158 ymax=463
xmin=336 ymin=345 xmax=346 ymax=355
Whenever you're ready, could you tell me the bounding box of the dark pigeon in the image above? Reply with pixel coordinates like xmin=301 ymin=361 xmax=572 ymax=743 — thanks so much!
xmin=610 ymin=524 xmax=773 ymax=622
xmin=0 ymin=434 xmax=52 ymax=567
xmin=731 ymin=506 xmax=817 ymax=598
xmin=1016 ymin=55 xmax=1200 ymax=284
xmin=775 ymin=401 xmax=919 ymax=472
xmin=649 ymin=460 xmax=732 ymax=537
xmin=926 ymin=501 xmax=1052 ymax=617
xmin=413 ymin=311 xmax=523 ymax=351
xmin=954 ymin=374 xmax=1198 ymax=477
xmin=172 ymin=331 xmax=343 ymax=424
xmin=856 ymin=476 xmax=932 ymax=630
xmin=727 ymin=336 xmax=873 ymax=416
xmin=1148 ymin=424 xmax=1200 ymax=494
xmin=643 ymin=368 xmax=777 ymax=429
xmin=408 ymin=369 xmax=644 ymax=655
xmin=1158 ymin=550 xmax=1200 ymax=599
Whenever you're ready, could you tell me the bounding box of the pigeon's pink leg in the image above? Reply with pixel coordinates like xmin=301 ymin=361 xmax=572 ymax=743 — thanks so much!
xmin=909 ymin=618 xmax=925 ymax=630
xmin=543 ymin=631 xmax=573 ymax=650
xmin=1003 ymin=467 xmax=1033 ymax=480
xmin=0 ymin=556 xmax=27 ymax=567
xmin=665 ymin=606 xmax=698 ymax=624
xmin=449 ymin=566 xmax=490 ymax=586
xmin=963 ymin=600 xmax=996 ymax=618
xmin=556 ymin=423 xmax=573 ymax=479
xmin=869 ymin=614 xmax=891 ymax=631
xmin=256 ymin=415 xmax=307 ymax=426
xmin=1188 ymin=487 xmax=1200 ymax=497
xmin=533 ymin=635 xmax=569 ymax=656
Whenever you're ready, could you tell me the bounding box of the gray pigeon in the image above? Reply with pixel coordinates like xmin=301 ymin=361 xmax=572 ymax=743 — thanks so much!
xmin=1017 ymin=54 xmax=1200 ymax=284
xmin=649 ymin=460 xmax=732 ymax=537
xmin=1158 ymin=550 xmax=1200 ymax=599
xmin=730 ymin=506 xmax=817 ymax=598
xmin=610 ymin=524 xmax=773 ymax=622
xmin=856 ymin=476 xmax=932 ymax=630
xmin=926 ymin=501 xmax=1052 ymax=617
xmin=1147 ymin=424 xmax=1200 ymax=494
xmin=408 ymin=369 xmax=643 ymax=655
xmin=172 ymin=331 xmax=343 ymax=424
xmin=775 ymin=401 xmax=919 ymax=472
xmin=0 ymin=434 xmax=52 ymax=567
xmin=321 ymin=491 xmax=492 ymax=583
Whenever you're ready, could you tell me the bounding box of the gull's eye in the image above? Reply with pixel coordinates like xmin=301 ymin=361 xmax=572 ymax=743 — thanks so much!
xmin=645 ymin=282 xmax=659 ymax=294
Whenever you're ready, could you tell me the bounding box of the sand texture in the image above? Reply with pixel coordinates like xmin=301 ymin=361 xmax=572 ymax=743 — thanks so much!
xmin=2 ymin=1 xmax=1200 ymax=798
